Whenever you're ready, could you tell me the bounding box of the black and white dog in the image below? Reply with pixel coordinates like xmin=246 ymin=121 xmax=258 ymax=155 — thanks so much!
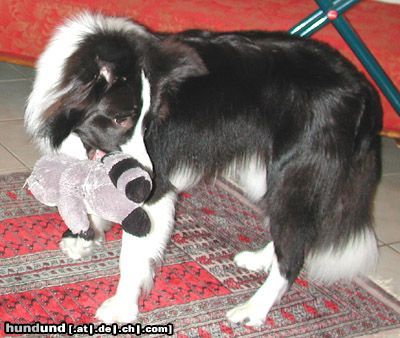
xmin=25 ymin=12 xmax=382 ymax=326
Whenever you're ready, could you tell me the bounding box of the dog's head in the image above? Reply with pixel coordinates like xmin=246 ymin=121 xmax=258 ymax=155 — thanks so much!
xmin=26 ymin=13 xmax=207 ymax=158
xmin=34 ymin=28 xmax=144 ymax=157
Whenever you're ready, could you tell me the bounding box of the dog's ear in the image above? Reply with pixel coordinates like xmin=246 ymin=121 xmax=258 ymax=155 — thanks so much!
xmin=158 ymin=38 xmax=208 ymax=90
xmin=40 ymin=101 xmax=85 ymax=149
xmin=39 ymin=53 xmax=117 ymax=148
xmin=95 ymin=56 xmax=118 ymax=87
xmin=146 ymin=38 xmax=208 ymax=120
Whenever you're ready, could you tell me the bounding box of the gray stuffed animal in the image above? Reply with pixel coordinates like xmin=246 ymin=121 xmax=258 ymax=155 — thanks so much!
xmin=26 ymin=152 xmax=152 ymax=239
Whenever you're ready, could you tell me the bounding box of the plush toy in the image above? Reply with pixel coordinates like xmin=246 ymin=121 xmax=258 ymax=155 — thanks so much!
xmin=26 ymin=152 xmax=153 ymax=239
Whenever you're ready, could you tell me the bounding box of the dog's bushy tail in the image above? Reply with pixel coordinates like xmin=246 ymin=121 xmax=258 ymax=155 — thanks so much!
xmin=306 ymin=227 xmax=378 ymax=283
xmin=306 ymin=80 xmax=381 ymax=284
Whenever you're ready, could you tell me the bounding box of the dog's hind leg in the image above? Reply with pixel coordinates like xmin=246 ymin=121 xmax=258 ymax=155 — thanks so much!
xmin=227 ymin=248 xmax=288 ymax=327
xmin=228 ymin=171 xmax=313 ymax=326
xmin=227 ymin=225 xmax=308 ymax=327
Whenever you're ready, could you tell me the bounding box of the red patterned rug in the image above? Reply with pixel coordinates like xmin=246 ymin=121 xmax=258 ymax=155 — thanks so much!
xmin=1 ymin=172 xmax=400 ymax=337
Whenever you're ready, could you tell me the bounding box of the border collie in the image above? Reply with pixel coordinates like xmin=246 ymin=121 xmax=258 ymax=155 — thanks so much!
xmin=25 ymin=12 xmax=381 ymax=326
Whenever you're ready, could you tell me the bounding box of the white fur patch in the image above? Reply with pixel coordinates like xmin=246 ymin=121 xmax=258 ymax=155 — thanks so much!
xmin=170 ymin=153 xmax=266 ymax=195
xmin=95 ymin=292 xmax=139 ymax=324
xmin=169 ymin=164 xmax=203 ymax=192
xmin=306 ymin=228 xmax=378 ymax=283
xmin=234 ymin=241 xmax=275 ymax=272
xmin=96 ymin=192 xmax=177 ymax=323
xmin=121 ymin=72 xmax=153 ymax=171
xmin=58 ymin=133 xmax=87 ymax=159
xmin=223 ymin=154 xmax=267 ymax=202
xmin=89 ymin=214 xmax=113 ymax=237
xmin=25 ymin=12 xmax=148 ymax=153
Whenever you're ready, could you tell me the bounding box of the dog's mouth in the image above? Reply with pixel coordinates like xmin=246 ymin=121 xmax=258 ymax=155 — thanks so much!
xmin=87 ymin=148 xmax=107 ymax=160
xmin=83 ymin=139 xmax=119 ymax=160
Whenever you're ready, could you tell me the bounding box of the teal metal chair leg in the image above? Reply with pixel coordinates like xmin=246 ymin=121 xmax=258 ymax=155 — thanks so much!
xmin=289 ymin=0 xmax=400 ymax=116
xmin=289 ymin=0 xmax=358 ymax=37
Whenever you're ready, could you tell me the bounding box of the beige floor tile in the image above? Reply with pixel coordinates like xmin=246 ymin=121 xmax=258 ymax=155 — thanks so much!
xmin=0 ymin=120 xmax=41 ymax=168
xmin=381 ymin=137 xmax=400 ymax=176
xmin=0 ymin=144 xmax=26 ymax=172
xmin=390 ymin=242 xmax=400 ymax=253
xmin=0 ymin=63 xmax=28 ymax=81
xmin=0 ymin=167 xmax=29 ymax=175
xmin=0 ymin=80 xmax=32 ymax=121
xmin=374 ymin=175 xmax=400 ymax=244
xmin=369 ymin=246 xmax=400 ymax=299
xmin=11 ymin=64 xmax=35 ymax=79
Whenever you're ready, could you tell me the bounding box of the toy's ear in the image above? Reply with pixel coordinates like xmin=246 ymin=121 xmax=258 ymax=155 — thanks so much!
xmin=102 ymin=152 xmax=153 ymax=201
xmin=121 ymin=207 xmax=151 ymax=237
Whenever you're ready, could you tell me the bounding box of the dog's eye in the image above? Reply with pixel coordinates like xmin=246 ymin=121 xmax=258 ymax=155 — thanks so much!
xmin=113 ymin=115 xmax=133 ymax=128
xmin=114 ymin=116 xmax=129 ymax=125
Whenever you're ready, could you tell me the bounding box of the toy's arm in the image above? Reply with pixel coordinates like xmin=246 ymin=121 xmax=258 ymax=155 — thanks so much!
xmin=58 ymin=195 xmax=91 ymax=235
xmin=121 ymin=207 xmax=151 ymax=237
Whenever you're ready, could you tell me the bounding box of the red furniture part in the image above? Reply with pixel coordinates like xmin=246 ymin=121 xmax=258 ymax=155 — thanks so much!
xmin=1 ymin=0 xmax=399 ymax=140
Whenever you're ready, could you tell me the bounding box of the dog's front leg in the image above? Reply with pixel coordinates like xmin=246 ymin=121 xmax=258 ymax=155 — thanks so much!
xmin=95 ymin=191 xmax=177 ymax=323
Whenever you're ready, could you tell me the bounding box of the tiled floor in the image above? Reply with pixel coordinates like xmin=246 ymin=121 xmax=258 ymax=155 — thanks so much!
xmin=0 ymin=62 xmax=39 ymax=173
xmin=0 ymin=62 xmax=399 ymax=335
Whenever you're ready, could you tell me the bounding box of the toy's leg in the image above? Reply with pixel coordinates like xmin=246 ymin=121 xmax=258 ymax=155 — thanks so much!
xmin=59 ymin=230 xmax=95 ymax=260
xmin=96 ymin=191 xmax=177 ymax=323
xmin=58 ymin=195 xmax=94 ymax=259
xmin=56 ymin=132 xmax=109 ymax=259
xmin=59 ymin=215 xmax=112 ymax=259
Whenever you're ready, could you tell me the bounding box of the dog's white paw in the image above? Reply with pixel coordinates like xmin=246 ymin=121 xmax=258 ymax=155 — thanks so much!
xmin=226 ymin=301 xmax=265 ymax=327
xmin=96 ymin=296 xmax=138 ymax=323
xmin=59 ymin=236 xmax=95 ymax=260
xmin=234 ymin=251 xmax=267 ymax=272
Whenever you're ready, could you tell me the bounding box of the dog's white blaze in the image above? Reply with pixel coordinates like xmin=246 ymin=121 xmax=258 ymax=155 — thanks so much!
xmin=306 ymin=227 xmax=378 ymax=283
xmin=121 ymin=72 xmax=153 ymax=172
xmin=25 ymin=12 xmax=148 ymax=153
xmin=58 ymin=133 xmax=87 ymax=159
xmin=96 ymin=192 xmax=177 ymax=323
xmin=223 ymin=154 xmax=267 ymax=201
xmin=227 ymin=249 xmax=288 ymax=326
